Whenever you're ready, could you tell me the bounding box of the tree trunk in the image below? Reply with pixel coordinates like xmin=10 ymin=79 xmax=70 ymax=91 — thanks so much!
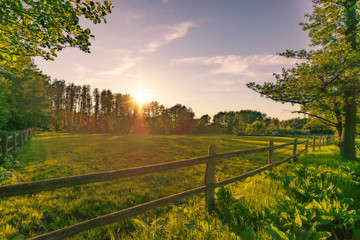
xmin=340 ymin=97 xmax=357 ymax=160
xmin=336 ymin=122 xmax=342 ymax=142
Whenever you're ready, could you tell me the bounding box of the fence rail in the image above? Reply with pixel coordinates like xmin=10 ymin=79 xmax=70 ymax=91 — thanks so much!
xmin=0 ymin=134 xmax=333 ymax=240
xmin=0 ymin=128 xmax=35 ymax=155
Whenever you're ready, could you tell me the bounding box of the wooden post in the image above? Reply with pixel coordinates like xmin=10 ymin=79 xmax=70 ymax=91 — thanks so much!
xmin=205 ymin=144 xmax=217 ymax=211
xmin=28 ymin=129 xmax=32 ymax=139
xmin=320 ymin=136 xmax=323 ymax=147
xmin=268 ymin=140 xmax=274 ymax=165
xmin=2 ymin=134 xmax=8 ymax=154
xmin=305 ymin=136 xmax=309 ymax=156
xmin=312 ymin=135 xmax=316 ymax=151
xmin=293 ymin=138 xmax=298 ymax=160
xmin=19 ymin=131 xmax=24 ymax=147
xmin=13 ymin=133 xmax=17 ymax=151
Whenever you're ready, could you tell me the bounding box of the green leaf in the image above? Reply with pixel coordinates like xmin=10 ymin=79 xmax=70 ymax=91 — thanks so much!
xmin=266 ymin=224 xmax=289 ymax=240
xmin=314 ymin=231 xmax=331 ymax=239
xmin=184 ymin=220 xmax=200 ymax=230
xmin=294 ymin=213 xmax=302 ymax=228
xmin=239 ymin=225 xmax=255 ymax=240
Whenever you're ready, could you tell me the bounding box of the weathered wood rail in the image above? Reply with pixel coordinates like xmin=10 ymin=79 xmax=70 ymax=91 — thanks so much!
xmin=0 ymin=134 xmax=333 ymax=240
xmin=0 ymin=128 xmax=35 ymax=155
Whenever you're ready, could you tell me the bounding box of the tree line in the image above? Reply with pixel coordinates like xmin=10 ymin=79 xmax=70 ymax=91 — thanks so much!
xmin=0 ymin=59 xmax=333 ymax=135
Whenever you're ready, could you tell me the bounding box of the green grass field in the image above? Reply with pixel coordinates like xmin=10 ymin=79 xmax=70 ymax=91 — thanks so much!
xmin=0 ymin=133 xmax=358 ymax=239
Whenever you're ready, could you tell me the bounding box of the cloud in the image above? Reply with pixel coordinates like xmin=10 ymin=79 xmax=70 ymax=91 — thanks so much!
xmin=96 ymin=50 xmax=142 ymax=75
xmin=124 ymin=12 xmax=144 ymax=25
xmin=172 ymin=54 xmax=301 ymax=77
xmin=143 ymin=21 xmax=197 ymax=53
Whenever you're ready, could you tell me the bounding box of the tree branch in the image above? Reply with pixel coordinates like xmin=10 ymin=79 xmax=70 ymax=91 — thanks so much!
xmin=292 ymin=111 xmax=338 ymax=127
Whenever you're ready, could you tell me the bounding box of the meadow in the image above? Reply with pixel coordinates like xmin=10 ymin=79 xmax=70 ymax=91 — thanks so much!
xmin=0 ymin=133 xmax=358 ymax=239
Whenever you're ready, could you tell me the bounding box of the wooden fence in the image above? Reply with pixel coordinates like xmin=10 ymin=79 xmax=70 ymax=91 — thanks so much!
xmin=0 ymin=134 xmax=334 ymax=240
xmin=0 ymin=128 xmax=35 ymax=155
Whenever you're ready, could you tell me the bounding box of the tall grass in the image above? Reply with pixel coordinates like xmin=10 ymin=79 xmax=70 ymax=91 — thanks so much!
xmin=1 ymin=132 xmax=351 ymax=239
xmin=125 ymin=144 xmax=360 ymax=239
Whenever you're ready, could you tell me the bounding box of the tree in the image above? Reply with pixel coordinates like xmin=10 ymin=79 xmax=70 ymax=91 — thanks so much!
xmin=303 ymin=118 xmax=334 ymax=135
xmin=0 ymin=76 xmax=10 ymax=128
xmin=168 ymin=104 xmax=195 ymax=134
xmin=247 ymin=0 xmax=360 ymax=159
xmin=237 ymin=110 xmax=266 ymax=124
xmin=50 ymin=79 xmax=66 ymax=130
xmin=1 ymin=58 xmax=51 ymax=129
xmin=0 ymin=0 xmax=113 ymax=64
xmin=245 ymin=121 xmax=266 ymax=135
xmin=194 ymin=114 xmax=211 ymax=133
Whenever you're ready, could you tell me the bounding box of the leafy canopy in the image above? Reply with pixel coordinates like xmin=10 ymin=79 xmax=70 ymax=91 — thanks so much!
xmin=0 ymin=0 xmax=113 ymax=64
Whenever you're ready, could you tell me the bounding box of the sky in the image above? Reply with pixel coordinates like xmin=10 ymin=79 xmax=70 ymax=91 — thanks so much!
xmin=35 ymin=0 xmax=314 ymax=120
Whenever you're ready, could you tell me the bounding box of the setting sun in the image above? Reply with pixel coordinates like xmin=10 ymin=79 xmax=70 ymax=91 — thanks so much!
xmin=134 ymin=91 xmax=150 ymax=104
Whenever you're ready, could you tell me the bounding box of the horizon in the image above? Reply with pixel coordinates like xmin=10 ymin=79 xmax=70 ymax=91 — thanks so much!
xmin=34 ymin=0 xmax=314 ymax=120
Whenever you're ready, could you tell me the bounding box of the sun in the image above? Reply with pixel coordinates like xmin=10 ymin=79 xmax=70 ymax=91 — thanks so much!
xmin=134 ymin=91 xmax=150 ymax=104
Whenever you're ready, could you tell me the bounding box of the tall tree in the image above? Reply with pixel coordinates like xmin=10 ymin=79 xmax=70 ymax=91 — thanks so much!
xmin=93 ymin=87 xmax=100 ymax=128
xmin=1 ymin=58 xmax=51 ymax=129
xmin=50 ymin=79 xmax=66 ymax=130
xmin=0 ymin=75 xmax=10 ymax=128
xmin=247 ymin=0 xmax=360 ymax=159
xmin=168 ymin=104 xmax=195 ymax=134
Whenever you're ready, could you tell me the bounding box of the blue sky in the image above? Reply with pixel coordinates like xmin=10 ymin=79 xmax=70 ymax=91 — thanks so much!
xmin=35 ymin=0 xmax=314 ymax=120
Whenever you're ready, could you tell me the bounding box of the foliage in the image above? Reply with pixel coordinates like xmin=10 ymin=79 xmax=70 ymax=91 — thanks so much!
xmin=247 ymin=0 xmax=360 ymax=159
xmin=303 ymin=118 xmax=334 ymax=135
xmin=0 ymin=0 xmax=113 ymax=65
xmin=0 ymin=76 xmax=11 ymax=129
xmin=0 ymin=58 xmax=51 ymax=130
xmin=47 ymin=80 xmax=319 ymax=135
xmin=47 ymin=81 xmax=317 ymax=135
xmin=265 ymin=162 xmax=360 ymax=239
xmin=0 ymin=153 xmax=19 ymax=183
xmin=213 ymin=145 xmax=360 ymax=239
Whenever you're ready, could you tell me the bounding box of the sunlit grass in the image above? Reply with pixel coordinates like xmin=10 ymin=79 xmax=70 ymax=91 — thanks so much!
xmin=0 ymin=132 xmax=324 ymax=239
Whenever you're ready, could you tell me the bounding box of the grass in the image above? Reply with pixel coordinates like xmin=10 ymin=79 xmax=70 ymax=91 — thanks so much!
xmin=0 ymin=132 xmax=355 ymax=239
xmin=124 ymin=143 xmax=360 ymax=240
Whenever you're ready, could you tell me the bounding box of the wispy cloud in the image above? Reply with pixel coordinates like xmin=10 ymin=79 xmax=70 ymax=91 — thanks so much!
xmin=124 ymin=12 xmax=144 ymax=25
xmin=96 ymin=50 xmax=142 ymax=75
xmin=143 ymin=21 xmax=197 ymax=53
xmin=172 ymin=54 xmax=301 ymax=77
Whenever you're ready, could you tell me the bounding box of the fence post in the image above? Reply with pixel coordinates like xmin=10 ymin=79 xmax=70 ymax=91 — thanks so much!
xmin=268 ymin=140 xmax=274 ymax=165
xmin=2 ymin=134 xmax=8 ymax=154
xmin=305 ymin=136 xmax=309 ymax=156
xmin=293 ymin=138 xmax=298 ymax=160
xmin=28 ymin=129 xmax=32 ymax=140
xmin=205 ymin=144 xmax=217 ymax=211
xmin=19 ymin=131 xmax=24 ymax=147
xmin=318 ymin=136 xmax=322 ymax=150
xmin=13 ymin=133 xmax=17 ymax=151
xmin=324 ymin=135 xmax=326 ymax=145
xmin=312 ymin=135 xmax=316 ymax=151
